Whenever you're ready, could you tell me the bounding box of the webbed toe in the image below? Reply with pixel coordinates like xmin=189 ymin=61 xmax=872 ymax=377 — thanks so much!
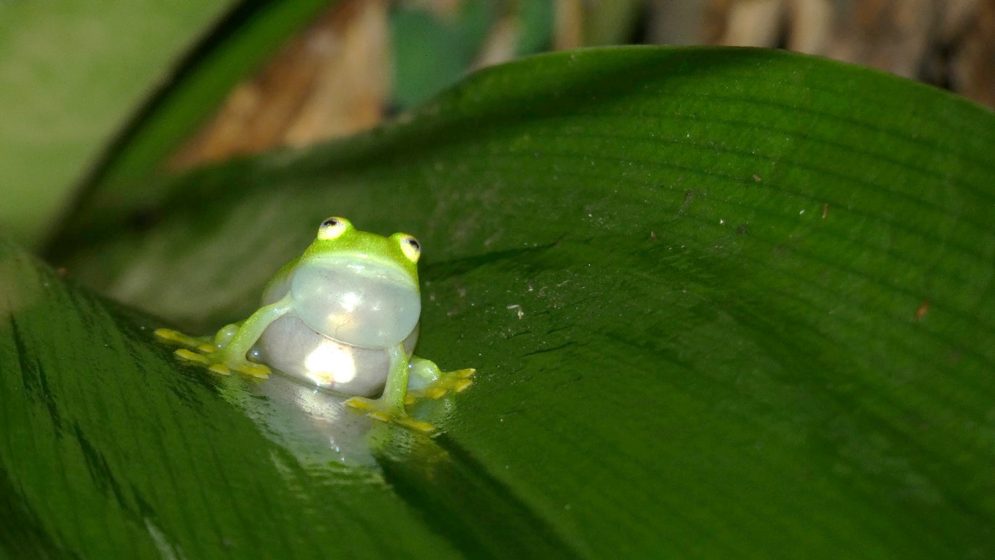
xmin=408 ymin=368 xmax=476 ymax=402
xmin=345 ymin=397 xmax=435 ymax=433
xmin=162 ymin=332 xmax=270 ymax=379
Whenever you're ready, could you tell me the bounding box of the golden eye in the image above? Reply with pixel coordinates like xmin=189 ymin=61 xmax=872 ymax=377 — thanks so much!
xmin=399 ymin=235 xmax=421 ymax=262
xmin=317 ymin=216 xmax=350 ymax=240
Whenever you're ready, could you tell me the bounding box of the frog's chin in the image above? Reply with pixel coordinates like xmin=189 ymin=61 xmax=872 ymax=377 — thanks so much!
xmin=289 ymin=257 xmax=420 ymax=349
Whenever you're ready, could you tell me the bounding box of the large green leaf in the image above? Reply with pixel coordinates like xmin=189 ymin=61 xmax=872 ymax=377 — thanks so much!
xmin=0 ymin=239 xmax=547 ymax=558
xmin=48 ymin=0 xmax=332 ymax=250
xmin=18 ymin=48 xmax=995 ymax=557
xmin=0 ymin=0 xmax=236 ymax=246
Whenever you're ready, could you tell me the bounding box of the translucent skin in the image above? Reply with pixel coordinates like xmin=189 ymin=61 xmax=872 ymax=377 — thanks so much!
xmin=287 ymin=256 xmax=420 ymax=348
xmin=157 ymin=217 xmax=474 ymax=432
xmin=255 ymin=261 xmax=420 ymax=395
xmin=254 ymin=315 xmax=418 ymax=396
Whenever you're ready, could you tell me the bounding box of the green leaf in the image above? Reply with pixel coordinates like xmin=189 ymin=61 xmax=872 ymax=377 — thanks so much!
xmin=28 ymin=47 xmax=995 ymax=556
xmin=51 ymin=0 xmax=331 ymax=250
xmin=389 ymin=0 xmax=557 ymax=110
xmin=389 ymin=0 xmax=498 ymax=109
xmin=0 ymin=1 xmax=236 ymax=246
xmin=0 ymin=238 xmax=523 ymax=558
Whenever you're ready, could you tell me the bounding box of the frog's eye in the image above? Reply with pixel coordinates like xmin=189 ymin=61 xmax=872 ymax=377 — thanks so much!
xmin=318 ymin=216 xmax=349 ymax=240
xmin=399 ymin=235 xmax=421 ymax=262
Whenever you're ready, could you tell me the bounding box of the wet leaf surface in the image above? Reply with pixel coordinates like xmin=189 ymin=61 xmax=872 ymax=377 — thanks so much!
xmin=18 ymin=48 xmax=995 ymax=557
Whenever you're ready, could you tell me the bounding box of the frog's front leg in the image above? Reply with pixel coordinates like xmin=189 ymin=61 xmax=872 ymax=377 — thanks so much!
xmin=406 ymin=357 xmax=475 ymax=402
xmin=346 ymin=344 xmax=434 ymax=433
xmin=169 ymin=295 xmax=292 ymax=378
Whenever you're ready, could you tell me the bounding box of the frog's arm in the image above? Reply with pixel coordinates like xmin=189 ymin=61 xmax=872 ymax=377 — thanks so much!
xmin=347 ymin=344 xmax=434 ymax=432
xmin=158 ymin=284 xmax=294 ymax=378
xmin=172 ymin=293 xmax=293 ymax=377
xmin=214 ymin=294 xmax=293 ymax=365
xmin=381 ymin=344 xmax=412 ymax=410
xmin=261 ymin=258 xmax=298 ymax=296
xmin=347 ymin=349 xmax=476 ymax=432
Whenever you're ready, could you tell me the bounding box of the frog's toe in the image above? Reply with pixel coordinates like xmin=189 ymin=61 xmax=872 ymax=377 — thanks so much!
xmin=156 ymin=328 xmax=211 ymax=351
xmin=231 ymin=360 xmax=271 ymax=379
xmin=172 ymin=348 xmax=269 ymax=379
xmin=207 ymin=363 xmax=232 ymax=376
xmin=207 ymin=354 xmax=270 ymax=379
xmin=173 ymin=348 xmax=231 ymax=375
xmin=345 ymin=396 xmax=395 ymax=421
xmin=345 ymin=397 xmax=434 ymax=433
xmin=174 ymin=349 xmax=234 ymax=377
xmin=450 ymin=368 xmax=476 ymax=391
xmin=174 ymin=348 xmax=213 ymax=367
xmin=395 ymin=416 xmax=435 ymax=433
xmin=410 ymin=368 xmax=476 ymax=401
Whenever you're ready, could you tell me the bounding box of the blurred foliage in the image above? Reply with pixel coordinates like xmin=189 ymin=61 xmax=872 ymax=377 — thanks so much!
xmin=17 ymin=0 xmax=990 ymax=252
xmin=389 ymin=0 xmax=498 ymax=109
xmin=0 ymin=1 xmax=236 ymax=247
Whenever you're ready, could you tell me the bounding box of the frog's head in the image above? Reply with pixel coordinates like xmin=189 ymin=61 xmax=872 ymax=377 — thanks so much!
xmin=290 ymin=217 xmax=422 ymax=349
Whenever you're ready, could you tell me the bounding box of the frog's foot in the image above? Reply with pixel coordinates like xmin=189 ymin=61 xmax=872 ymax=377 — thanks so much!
xmin=406 ymin=368 xmax=475 ymax=403
xmin=173 ymin=348 xmax=271 ymax=379
xmin=345 ymin=397 xmax=434 ymax=433
xmin=154 ymin=328 xmax=215 ymax=354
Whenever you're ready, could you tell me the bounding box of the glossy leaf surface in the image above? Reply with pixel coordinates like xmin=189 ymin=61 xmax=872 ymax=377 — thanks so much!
xmin=19 ymin=48 xmax=995 ymax=557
